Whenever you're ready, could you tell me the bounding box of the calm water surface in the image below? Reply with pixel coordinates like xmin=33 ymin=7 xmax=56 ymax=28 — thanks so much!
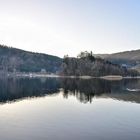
xmin=0 ymin=78 xmax=140 ymax=140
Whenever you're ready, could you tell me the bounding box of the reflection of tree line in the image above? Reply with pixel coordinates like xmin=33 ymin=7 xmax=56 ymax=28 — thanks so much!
xmin=0 ymin=78 xmax=139 ymax=104
xmin=61 ymin=78 xmax=140 ymax=103
xmin=0 ymin=78 xmax=60 ymax=103
xmin=61 ymin=78 xmax=112 ymax=103
xmin=104 ymin=79 xmax=140 ymax=103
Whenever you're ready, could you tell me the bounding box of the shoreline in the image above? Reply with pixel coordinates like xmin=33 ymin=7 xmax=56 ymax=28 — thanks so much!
xmin=5 ymin=73 xmax=140 ymax=80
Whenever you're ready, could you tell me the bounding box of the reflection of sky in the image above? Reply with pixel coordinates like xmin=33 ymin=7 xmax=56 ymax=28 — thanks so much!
xmin=0 ymin=93 xmax=140 ymax=140
xmin=0 ymin=0 xmax=140 ymax=57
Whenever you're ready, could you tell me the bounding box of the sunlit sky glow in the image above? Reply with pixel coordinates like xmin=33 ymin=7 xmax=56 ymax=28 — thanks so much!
xmin=0 ymin=0 xmax=140 ymax=57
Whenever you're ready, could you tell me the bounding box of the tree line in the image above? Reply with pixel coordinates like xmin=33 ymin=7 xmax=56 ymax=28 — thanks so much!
xmin=61 ymin=51 xmax=139 ymax=77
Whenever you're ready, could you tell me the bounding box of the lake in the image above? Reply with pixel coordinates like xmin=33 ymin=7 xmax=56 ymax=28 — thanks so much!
xmin=0 ymin=77 xmax=140 ymax=140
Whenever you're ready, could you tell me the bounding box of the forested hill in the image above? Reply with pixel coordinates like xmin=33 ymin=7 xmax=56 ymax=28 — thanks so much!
xmin=106 ymin=49 xmax=140 ymax=63
xmin=0 ymin=45 xmax=139 ymax=76
xmin=0 ymin=45 xmax=62 ymax=73
xmin=62 ymin=51 xmax=139 ymax=77
xmin=96 ymin=49 xmax=140 ymax=67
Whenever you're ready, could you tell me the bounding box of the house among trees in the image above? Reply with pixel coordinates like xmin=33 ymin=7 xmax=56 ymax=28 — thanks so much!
xmin=40 ymin=69 xmax=46 ymax=74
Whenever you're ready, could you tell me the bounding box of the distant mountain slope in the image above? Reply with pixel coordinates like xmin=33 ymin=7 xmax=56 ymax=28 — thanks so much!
xmin=95 ymin=49 xmax=140 ymax=68
xmin=0 ymin=45 xmax=62 ymax=73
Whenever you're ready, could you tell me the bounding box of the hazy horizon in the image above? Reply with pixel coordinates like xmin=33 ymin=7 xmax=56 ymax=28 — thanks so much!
xmin=0 ymin=0 xmax=140 ymax=57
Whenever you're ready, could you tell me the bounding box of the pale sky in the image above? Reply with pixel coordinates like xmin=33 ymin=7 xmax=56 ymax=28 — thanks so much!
xmin=0 ymin=0 xmax=140 ymax=57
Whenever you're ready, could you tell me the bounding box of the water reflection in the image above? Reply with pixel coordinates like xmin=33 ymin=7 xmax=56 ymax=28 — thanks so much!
xmin=61 ymin=78 xmax=140 ymax=103
xmin=0 ymin=78 xmax=60 ymax=103
xmin=61 ymin=78 xmax=111 ymax=103
xmin=0 ymin=77 xmax=139 ymax=104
